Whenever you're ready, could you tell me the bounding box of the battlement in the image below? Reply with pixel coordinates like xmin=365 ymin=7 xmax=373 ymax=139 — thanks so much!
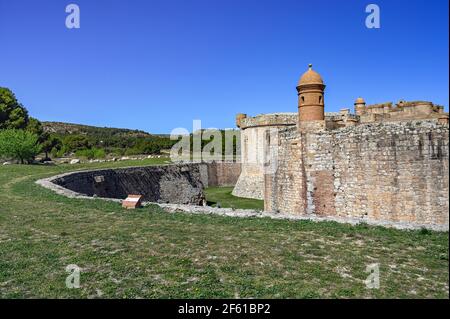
xmin=357 ymin=100 xmax=448 ymax=124
xmin=236 ymin=112 xmax=297 ymax=129
xmin=236 ymin=101 xmax=449 ymax=133
xmin=364 ymin=100 xmax=445 ymax=111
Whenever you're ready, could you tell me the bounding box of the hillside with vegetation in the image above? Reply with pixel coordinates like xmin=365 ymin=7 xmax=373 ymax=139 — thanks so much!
xmin=42 ymin=121 xmax=167 ymax=138
xmin=0 ymin=86 xmax=177 ymax=162
xmin=41 ymin=121 xmax=176 ymax=158
xmin=1 ymin=86 xmax=240 ymax=163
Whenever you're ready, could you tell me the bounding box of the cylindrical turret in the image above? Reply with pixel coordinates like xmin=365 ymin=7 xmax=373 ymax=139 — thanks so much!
xmin=296 ymin=64 xmax=326 ymax=123
xmin=354 ymin=97 xmax=366 ymax=116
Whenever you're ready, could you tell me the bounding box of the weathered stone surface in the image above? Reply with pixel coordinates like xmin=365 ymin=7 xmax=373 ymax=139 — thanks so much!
xmin=233 ymin=112 xmax=354 ymax=199
xmin=50 ymin=164 xmax=206 ymax=205
xmin=206 ymin=161 xmax=241 ymax=187
xmin=38 ymin=161 xmax=241 ymax=205
xmin=265 ymin=120 xmax=449 ymax=229
xmin=232 ymin=113 xmax=297 ymax=199
xmin=359 ymin=100 xmax=448 ymax=124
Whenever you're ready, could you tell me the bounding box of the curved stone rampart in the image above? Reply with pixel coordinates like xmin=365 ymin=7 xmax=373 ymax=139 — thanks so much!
xmin=48 ymin=164 xmax=207 ymax=205
xmin=37 ymin=162 xmax=241 ymax=205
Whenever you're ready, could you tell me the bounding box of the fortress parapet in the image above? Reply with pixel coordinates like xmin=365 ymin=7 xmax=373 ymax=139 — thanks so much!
xmin=356 ymin=100 xmax=448 ymax=123
xmin=325 ymin=109 xmax=359 ymax=129
xmin=236 ymin=113 xmax=297 ymax=129
xmin=235 ymin=113 xmax=247 ymax=128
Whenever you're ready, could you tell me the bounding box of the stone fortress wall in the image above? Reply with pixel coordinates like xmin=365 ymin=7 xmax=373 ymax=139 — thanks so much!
xmin=205 ymin=161 xmax=241 ymax=187
xmin=232 ymin=113 xmax=297 ymax=199
xmin=232 ymin=111 xmax=367 ymax=199
xmin=233 ymin=64 xmax=449 ymax=229
xmin=264 ymin=120 xmax=449 ymax=228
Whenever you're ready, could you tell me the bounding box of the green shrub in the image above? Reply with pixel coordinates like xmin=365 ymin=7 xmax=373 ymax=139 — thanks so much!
xmin=124 ymin=147 xmax=140 ymax=156
xmin=51 ymin=147 xmax=66 ymax=158
xmin=63 ymin=135 xmax=91 ymax=152
xmin=0 ymin=129 xmax=41 ymax=164
xmin=75 ymin=148 xmax=106 ymax=159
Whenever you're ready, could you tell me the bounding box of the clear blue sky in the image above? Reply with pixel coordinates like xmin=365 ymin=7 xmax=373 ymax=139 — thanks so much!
xmin=0 ymin=0 xmax=448 ymax=133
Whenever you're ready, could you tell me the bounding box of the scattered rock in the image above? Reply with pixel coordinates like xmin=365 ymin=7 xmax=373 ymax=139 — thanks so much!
xmin=70 ymin=159 xmax=80 ymax=164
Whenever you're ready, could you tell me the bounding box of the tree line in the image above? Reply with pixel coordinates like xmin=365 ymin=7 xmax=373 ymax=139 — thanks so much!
xmin=0 ymin=87 xmax=240 ymax=164
xmin=0 ymin=87 xmax=177 ymax=163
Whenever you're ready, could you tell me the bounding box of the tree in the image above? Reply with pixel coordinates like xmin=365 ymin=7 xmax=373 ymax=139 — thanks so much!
xmin=62 ymin=135 xmax=91 ymax=152
xmin=41 ymin=135 xmax=62 ymax=159
xmin=0 ymin=129 xmax=41 ymax=164
xmin=26 ymin=117 xmax=44 ymax=138
xmin=0 ymin=87 xmax=29 ymax=129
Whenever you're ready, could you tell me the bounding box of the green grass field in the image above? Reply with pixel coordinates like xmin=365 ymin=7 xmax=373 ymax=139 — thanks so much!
xmin=205 ymin=187 xmax=264 ymax=210
xmin=0 ymin=160 xmax=448 ymax=298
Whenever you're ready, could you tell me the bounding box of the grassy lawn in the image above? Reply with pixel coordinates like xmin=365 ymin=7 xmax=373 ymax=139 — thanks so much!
xmin=205 ymin=187 xmax=264 ymax=211
xmin=0 ymin=160 xmax=448 ymax=298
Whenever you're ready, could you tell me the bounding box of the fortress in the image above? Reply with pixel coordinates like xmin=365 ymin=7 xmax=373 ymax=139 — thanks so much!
xmin=233 ymin=65 xmax=449 ymax=229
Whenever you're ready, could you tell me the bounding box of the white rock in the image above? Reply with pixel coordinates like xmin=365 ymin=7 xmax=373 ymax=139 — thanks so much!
xmin=70 ymin=159 xmax=80 ymax=164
